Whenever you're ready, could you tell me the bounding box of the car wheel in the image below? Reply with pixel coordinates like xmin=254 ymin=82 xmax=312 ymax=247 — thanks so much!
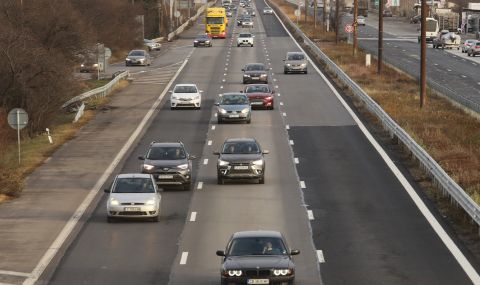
xmin=284 ymin=69 xmax=288 ymax=74
xmin=259 ymin=175 xmax=265 ymax=184
xmin=269 ymin=106 xmax=274 ymax=110
xmin=217 ymin=176 xmax=224 ymax=185
xmin=304 ymin=69 xmax=308 ymax=74
xmin=107 ymin=216 xmax=114 ymax=223
xmin=246 ymin=118 xmax=251 ymax=124
xmin=217 ymin=118 xmax=223 ymax=124
xmin=251 ymin=44 xmax=254 ymax=47
xmin=171 ymin=106 xmax=175 ymax=110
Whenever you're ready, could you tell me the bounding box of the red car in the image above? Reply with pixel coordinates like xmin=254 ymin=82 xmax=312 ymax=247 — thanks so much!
xmin=243 ymin=84 xmax=275 ymax=110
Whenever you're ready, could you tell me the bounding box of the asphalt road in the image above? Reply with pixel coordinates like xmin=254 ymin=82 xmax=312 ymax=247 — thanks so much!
xmin=47 ymin=2 xmax=477 ymax=285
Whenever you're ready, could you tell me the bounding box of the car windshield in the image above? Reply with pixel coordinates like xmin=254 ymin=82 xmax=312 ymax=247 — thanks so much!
xmin=174 ymin=85 xmax=198 ymax=93
xmin=129 ymin=51 xmax=145 ymax=56
xmin=245 ymin=64 xmax=265 ymax=71
xmin=147 ymin=146 xmax=186 ymax=160
xmin=222 ymin=141 xmax=260 ymax=154
xmin=245 ymin=85 xmax=270 ymax=93
xmin=287 ymin=53 xmax=304 ymax=60
xmin=197 ymin=35 xmax=209 ymax=40
xmin=207 ymin=17 xmax=224 ymax=24
xmin=239 ymin=33 xmax=252 ymax=38
xmin=228 ymin=237 xmax=287 ymax=256
xmin=113 ymin=178 xmax=155 ymax=193
xmin=220 ymin=95 xmax=249 ymax=105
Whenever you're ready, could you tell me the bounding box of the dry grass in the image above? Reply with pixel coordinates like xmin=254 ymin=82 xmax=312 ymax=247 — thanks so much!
xmin=271 ymin=0 xmax=480 ymax=203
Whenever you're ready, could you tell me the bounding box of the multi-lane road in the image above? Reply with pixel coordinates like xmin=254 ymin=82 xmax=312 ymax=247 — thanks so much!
xmin=44 ymin=1 xmax=479 ymax=285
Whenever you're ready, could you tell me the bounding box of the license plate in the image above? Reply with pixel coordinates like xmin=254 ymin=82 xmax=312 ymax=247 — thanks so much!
xmin=252 ymin=77 xmax=259 ymax=80
xmin=158 ymin=174 xmax=174 ymax=179
xmin=229 ymin=114 xmax=240 ymax=118
xmin=124 ymin=207 xmax=141 ymax=211
xmin=234 ymin=165 xmax=249 ymax=170
xmin=247 ymin=279 xmax=269 ymax=284
xmin=251 ymin=102 xmax=263 ymax=105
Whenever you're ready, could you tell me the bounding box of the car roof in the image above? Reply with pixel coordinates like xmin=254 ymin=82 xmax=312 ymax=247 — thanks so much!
xmin=224 ymin=138 xmax=257 ymax=143
xmin=150 ymin=142 xmax=183 ymax=148
xmin=130 ymin=49 xmax=145 ymax=53
xmin=116 ymin=173 xmax=152 ymax=179
xmin=245 ymin=83 xmax=269 ymax=87
xmin=232 ymin=230 xmax=283 ymax=239
xmin=174 ymin=83 xmax=197 ymax=87
xmin=245 ymin=63 xmax=265 ymax=66
xmin=222 ymin=92 xmax=248 ymax=97
xmin=287 ymin=51 xmax=304 ymax=55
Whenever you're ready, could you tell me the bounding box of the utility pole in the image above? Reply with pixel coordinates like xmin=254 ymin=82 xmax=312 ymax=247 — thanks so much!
xmin=377 ymin=0 xmax=384 ymax=74
xmin=353 ymin=0 xmax=358 ymax=55
xmin=335 ymin=0 xmax=339 ymax=43
xmin=323 ymin=0 xmax=326 ymax=28
xmin=305 ymin=0 xmax=308 ymax=24
xmin=420 ymin=0 xmax=427 ymax=108
xmin=314 ymin=0 xmax=317 ymax=28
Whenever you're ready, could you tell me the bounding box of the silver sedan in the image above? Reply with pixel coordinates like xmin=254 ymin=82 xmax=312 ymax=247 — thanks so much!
xmin=125 ymin=49 xmax=151 ymax=66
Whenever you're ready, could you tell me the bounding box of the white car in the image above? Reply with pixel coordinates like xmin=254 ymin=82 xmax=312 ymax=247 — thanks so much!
xmin=105 ymin=173 xmax=161 ymax=222
xmin=237 ymin=32 xmax=254 ymax=47
xmin=170 ymin=84 xmax=202 ymax=109
xmin=144 ymin=39 xmax=161 ymax=51
xmin=357 ymin=16 xmax=366 ymax=26
xmin=242 ymin=17 xmax=254 ymax=28
xmin=263 ymin=6 xmax=273 ymax=14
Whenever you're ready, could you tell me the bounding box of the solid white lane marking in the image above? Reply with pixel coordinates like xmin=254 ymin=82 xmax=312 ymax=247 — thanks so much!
xmin=317 ymin=250 xmax=325 ymax=263
xmin=212 ymin=125 xmax=216 ymax=130
xmin=307 ymin=210 xmax=314 ymax=220
xmin=0 ymin=270 xmax=32 ymax=278
xmin=282 ymin=112 xmax=287 ymax=117
xmin=190 ymin=212 xmax=197 ymax=222
xmin=180 ymin=252 xmax=189 ymax=265
xmin=271 ymin=6 xmax=480 ymax=282
xmin=203 ymin=159 xmax=209 ymax=165
xmin=197 ymin=182 xmax=203 ymax=190
xmin=289 ymin=140 xmax=294 ymax=145
xmin=294 ymin=157 xmax=299 ymax=164
xmin=473 ymin=63 xmax=477 ymax=66
xmin=300 ymin=181 xmax=306 ymax=189
xmin=286 ymin=125 xmax=290 ymax=130
xmin=208 ymin=140 xmax=212 ymax=146
xmin=220 ymin=86 xmax=224 ymax=89
xmin=23 ymin=55 xmax=191 ymax=285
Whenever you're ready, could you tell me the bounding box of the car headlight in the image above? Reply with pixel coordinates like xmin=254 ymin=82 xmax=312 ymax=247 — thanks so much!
xmin=218 ymin=108 xmax=227 ymax=114
xmin=243 ymin=74 xmax=251 ymax=77
xmin=260 ymin=74 xmax=267 ymax=78
xmin=194 ymin=95 xmax=200 ymax=100
xmin=252 ymin=159 xmax=263 ymax=166
xmin=218 ymin=159 xmax=229 ymax=166
xmin=177 ymin=163 xmax=189 ymax=170
xmin=301 ymin=63 xmax=307 ymax=67
xmin=143 ymin=164 xmax=155 ymax=171
xmin=227 ymin=270 xmax=242 ymax=277
xmin=172 ymin=96 xmax=179 ymax=100
xmin=126 ymin=58 xmax=131 ymax=61
xmin=205 ymin=40 xmax=210 ymax=43
xmin=286 ymin=63 xmax=291 ymax=66
xmin=241 ymin=108 xmax=250 ymax=114
xmin=80 ymin=64 xmax=85 ymax=67
xmin=273 ymin=269 xmax=291 ymax=276
xmin=146 ymin=199 xmax=156 ymax=205
xmin=194 ymin=40 xmax=199 ymax=42
xmin=109 ymin=198 xmax=120 ymax=206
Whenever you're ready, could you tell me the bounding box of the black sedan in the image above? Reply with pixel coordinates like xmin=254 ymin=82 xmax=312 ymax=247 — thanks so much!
xmin=242 ymin=63 xmax=269 ymax=84
xmin=216 ymin=231 xmax=300 ymax=285
xmin=194 ymin=34 xmax=212 ymax=47
xmin=214 ymin=138 xmax=268 ymax=184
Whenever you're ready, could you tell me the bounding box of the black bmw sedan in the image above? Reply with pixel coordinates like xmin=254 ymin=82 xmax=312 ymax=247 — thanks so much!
xmin=216 ymin=231 xmax=300 ymax=285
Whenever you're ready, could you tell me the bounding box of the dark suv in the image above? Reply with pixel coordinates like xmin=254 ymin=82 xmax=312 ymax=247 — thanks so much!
xmin=138 ymin=142 xmax=195 ymax=190
xmin=214 ymin=138 xmax=268 ymax=184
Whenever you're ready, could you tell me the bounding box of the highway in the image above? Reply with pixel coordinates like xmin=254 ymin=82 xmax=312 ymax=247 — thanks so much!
xmin=47 ymin=1 xmax=477 ymax=285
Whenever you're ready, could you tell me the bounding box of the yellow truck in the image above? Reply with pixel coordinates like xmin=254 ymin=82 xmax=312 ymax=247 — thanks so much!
xmin=206 ymin=7 xmax=228 ymax=38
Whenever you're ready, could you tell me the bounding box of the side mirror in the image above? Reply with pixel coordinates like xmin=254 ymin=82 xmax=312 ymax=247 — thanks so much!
xmin=214 ymin=102 xmax=220 ymax=106
xmin=263 ymin=150 xmax=270 ymax=154
xmin=199 ymin=90 xmax=204 ymax=93
xmin=213 ymin=151 xmax=220 ymax=155
xmin=216 ymin=250 xmax=225 ymax=256
xmin=240 ymin=90 xmax=244 ymax=93
xmin=138 ymin=156 xmax=145 ymax=160
xmin=104 ymin=188 xmax=110 ymax=193
xmin=189 ymin=155 xmax=197 ymax=160
xmin=271 ymin=90 xmax=276 ymax=94
xmin=290 ymin=249 xmax=300 ymax=255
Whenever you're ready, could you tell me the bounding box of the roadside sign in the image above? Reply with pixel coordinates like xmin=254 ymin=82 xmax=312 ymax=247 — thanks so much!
xmin=344 ymin=24 xmax=354 ymax=33
xmin=7 ymin=108 xmax=28 ymax=130
xmin=174 ymin=10 xmax=181 ymax=18
xmin=104 ymin=48 xmax=112 ymax=59
xmin=294 ymin=9 xmax=301 ymax=17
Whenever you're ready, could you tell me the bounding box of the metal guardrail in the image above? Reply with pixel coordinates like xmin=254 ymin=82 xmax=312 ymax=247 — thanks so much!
xmin=268 ymin=0 xmax=480 ymax=226
xmin=62 ymin=70 xmax=129 ymax=108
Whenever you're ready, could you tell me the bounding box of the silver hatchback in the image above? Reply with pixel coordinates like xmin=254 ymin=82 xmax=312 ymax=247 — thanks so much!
xmin=215 ymin=93 xmax=252 ymax=124
xmin=283 ymin=51 xmax=308 ymax=74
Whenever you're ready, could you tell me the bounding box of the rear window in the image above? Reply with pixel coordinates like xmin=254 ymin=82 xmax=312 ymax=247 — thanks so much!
xmin=113 ymin=178 xmax=155 ymax=193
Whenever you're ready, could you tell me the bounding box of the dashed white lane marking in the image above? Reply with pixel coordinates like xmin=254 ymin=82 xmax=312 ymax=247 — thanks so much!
xmin=300 ymin=181 xmax=306 ymax=189
xmin=222 ymin=79 xmax=226 ymax=82
xmin=224 ymin=73 xmax=227 ymax=76
xmin=286 ymin=125 xmax=290 ymax=130
xmin=280 ymin=102 xmax=284 ymax=106
xmin=275 ymin=85 xmax=279 ymax=88
xmin=473 ymin=63 xmax=477 ymax=66
xmin=282 ymin=112 xmax=287 ymax=117
xmin=272 ymin=72 xmax=275 ymax=75
xmin=0 ymin=270 xmax=32 ymax=278
xmin=307 ymin=210 xmax=314 ymax=220
xmin=289 ymin=140 xmax=294 ymax=145
xmin=208 ymin=140 xmax=212 ymax=146
xmin=214 ymin=113 xmax=218 ymax=117
xmin=317 ymin=250 xmax=325 ymax=263
xmin=203 ymin=159 xmax=209 ymax=165
xmin=197 ymin=182 xmax=203 ymax=190
xmin=180 ymin=252 xmax=189 ymax=265
xmin=294 ymin=157 xmax=299 ymax=164
xmin=402 ymin=49 xmax=406 ymax=52
xmin=212 ymin=125 xmax=216 ymax=130
xmin=220 ymin=86 xmax=224 ymax=89
xmin=44 ymin=157 xmax=51 ymax=163
xmin=461 ymin=75 xmax=467 ymax=78
xmin=273 ymin=78 xmax=277 ymax=82
xmin=190 ymin=212 xmax=197 ymax=222
xmin=447 ymin=69 xmax=452 ymax=72
xmin=225 ymin=68 xmax=228 ymax=71
xmin=434 ymin=63 xmax=439 ymax=66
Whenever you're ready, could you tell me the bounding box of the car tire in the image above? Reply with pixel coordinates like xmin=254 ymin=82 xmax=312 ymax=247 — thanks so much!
xmin=237 ymin=44 xmax=240 ymax=47
xmin=171 ymin=106 xmax=175 ymax=110
xmin=246 ymin=118 xmax=251 ymax=124
xmin=259 ymin=175 xmax=265 ymax=184
xmin=217 ymin=176 xmax=224 ymax=185
xmin=304 ymin=69 xmax=308 ymax=74
xmin=284 ymin=69 xmax=288 ymax=74
xmin=269 ymin=106 xmax=274 ymax=110
xmin=251 ymin=44 xmax=254 ymax=47
xmin=107 ymin=216 xmax=114 ymax=223
xmin=217 ymin=118 xmax=223 ymax=124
